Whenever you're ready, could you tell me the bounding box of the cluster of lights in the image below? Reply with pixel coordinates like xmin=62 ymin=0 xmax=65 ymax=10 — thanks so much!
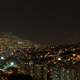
xmin=0 ymin=48 xmax=80 ymax=70
xmin=0 ymin=34 xmax=80 ymax=73
xmin=0 ymin=34 xmax=80 ymax=80
xmin=51 ymin=53 xmax=80 ymax=66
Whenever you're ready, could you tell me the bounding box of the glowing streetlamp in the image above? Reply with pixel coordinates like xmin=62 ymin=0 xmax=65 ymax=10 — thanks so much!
xmin=10 ymin=62 xmax=14 ymax=66
xmin=58 ymin=57 xmax=62 ymax=61
xmin=0 ymin=56 xmax=5 ymax=60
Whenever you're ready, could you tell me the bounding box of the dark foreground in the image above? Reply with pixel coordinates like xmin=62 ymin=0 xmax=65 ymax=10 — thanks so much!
xmin=8 ymin=74 xmax=33 ymax=80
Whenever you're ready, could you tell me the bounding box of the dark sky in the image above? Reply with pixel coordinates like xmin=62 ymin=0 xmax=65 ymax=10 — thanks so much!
xmin=0 ymin=1 xmax=80 ymax=44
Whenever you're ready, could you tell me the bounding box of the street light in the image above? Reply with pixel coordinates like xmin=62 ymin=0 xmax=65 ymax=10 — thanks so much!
xmin=10 ymin=62 xmax=14 ymax=66
xmin=0 ymin=56 xmax=5 ymax=60
xmin=58 ymin=57 xmax=61 ymax=61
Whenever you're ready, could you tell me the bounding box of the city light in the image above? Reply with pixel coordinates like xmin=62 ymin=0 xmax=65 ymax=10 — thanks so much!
xmin=0 ymin=56 xmax=5 ymax=60
xmin=0 ymin=34 xmax=80 ymax=80
xmin=58 ymin=57 xmax=61 ymax=61
xmin=72 ymin=54 xmax=76 ymax=57
xmin=10 ymin=62 xmax=14 ymax=66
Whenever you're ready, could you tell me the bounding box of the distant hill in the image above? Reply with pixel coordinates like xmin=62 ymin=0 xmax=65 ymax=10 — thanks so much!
xmin=0 ymin=33 xmax=33 ymax=51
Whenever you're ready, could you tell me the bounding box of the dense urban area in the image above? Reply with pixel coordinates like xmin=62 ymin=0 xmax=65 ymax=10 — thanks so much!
xmin=0 ymin=33 xmax=80 ymax=80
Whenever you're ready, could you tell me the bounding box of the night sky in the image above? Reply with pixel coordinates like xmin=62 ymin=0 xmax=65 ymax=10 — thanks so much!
xmin=0 ymin=1 xmax=80 ymax=44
